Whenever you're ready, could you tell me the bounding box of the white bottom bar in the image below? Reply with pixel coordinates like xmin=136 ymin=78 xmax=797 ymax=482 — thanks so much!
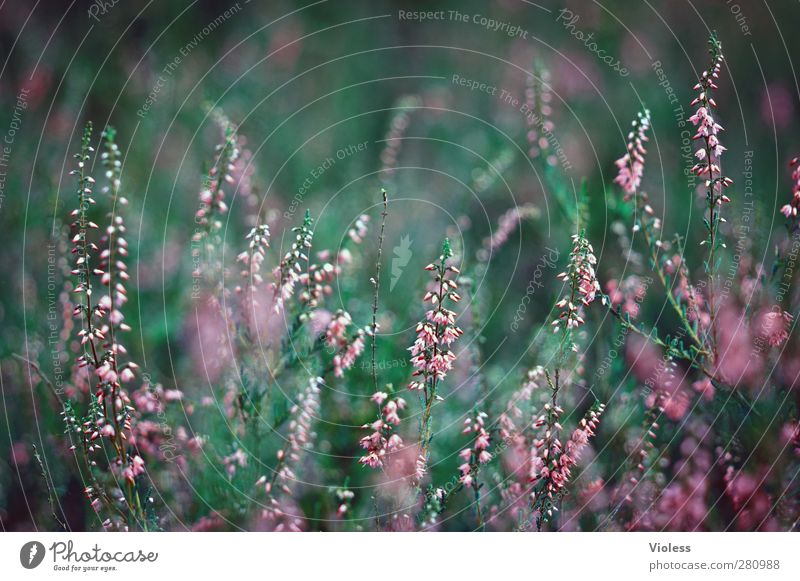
xmin=1 ymin=532 xmax=798 ymax=579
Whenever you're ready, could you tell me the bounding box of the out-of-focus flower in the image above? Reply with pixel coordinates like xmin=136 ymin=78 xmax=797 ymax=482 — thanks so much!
xmin=476 ymin=204 xmax=539 ymax=262
xmin=255 ymin=377 xmax=322 ymax=531
xmin=761 ymin=83 xmax=794 ymax=130
xmin=756 ymin=308 xmax=793 ymax=347
xmin=605 ymin=275 xmax=648 ymax=319
xmin=614 ymin=109 xmax=651 ymax=198
xmin=193 ymin=114 xmax=240 ymax=238
xmin=523 ymin=65 xmax=558 ymax=166
xmin=458 ymin=411 xmax=492 ymax=488
xmin=325 ymin=310 xmax=367 ymax=377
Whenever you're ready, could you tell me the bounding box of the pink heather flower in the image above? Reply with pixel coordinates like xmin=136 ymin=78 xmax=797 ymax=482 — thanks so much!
xmin=325 ymin=310 xmax=353 ymax=348
xmin=758 ymin=308 xmax=793 ymax=347
xmin=259 ymin=376 xmax=322 ymax=501
xmin=668 ymin=254 xmax=710 ymax=327
xmin=780 ymin=157 xmax=800 ymax=221
xmin=458 ymin=411 xmax=492 ymax=488
xmin=379 ymin=95 xmax=420 ymax=182
xmin=408 ymin=241 xmax=463 ymax=481
xmin=711 ymin=304 xmax=766 ymax=388
xmin=553 ymin=234 xmax=601 ymax=334
xmin=605 ymin=275 xmax=649 ymax=319
xmin=348 ymin=214 xmax=370 ymax=244
xmin=408 ymin=256 xmax=463 ymax=390
xmin=613 ymin=109 xmax=651 ymax=198
xmin=237 ymin=224 xmax=271 ymax=288
xmin=193 ymin=116 xmax=241 ymax=235
xmin=272 ymin=214 xmax=353 ymax=314
xmin=223 ymin=448 xmax=248 ymax=477
xmin=529 ymin=403 xmax=605 ymax=518
xmin=498 ymin=366 xmax=545 ymax=443
xmin=273 ymin=210 xmax=314 ymax=313
xmin=286 ymin=378 xmax=322 ymax=461
xmin=689 ymin=38 xmax=733 ymax=206
xmin=300 ymin=260 xmax=341 ymax=310
xmin=724 ymin=468 xmax=779 ymax=531
xmin=414 ymin=454 xmax=427 ymax=481
xmin=477 ymin=204 xmax=540 ymax=262
xmin=121 ymin=455 xmax=146 ymax=484
xmin=325 ymin=311 xmax=367 ymax=377
xmin=359 ymin=391 xmax=406 ymax=469
xmin=692 ymin=378 xmax=715 ymax=402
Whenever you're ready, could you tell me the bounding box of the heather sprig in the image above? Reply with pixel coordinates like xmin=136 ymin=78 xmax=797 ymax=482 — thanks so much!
xmin=273 ymin=209 xmax=314 ymax=314
xmin=458 ymin=410 xmax=492 ymax=529
xmin=614 ymin=109 xmax=651 ymax=199
xmin=370 ymin=189 xmax=389 ymax=392
xmin=553 ymin=233 xmax=600 ymax=347
xmin=523 ymin=63 xmax=557 ymax=167
xmin=459 ymin=411 xmax=492 ymax=487
xmin=192 ymin=111 xmax=241 ymax=284
xmin=194 ymin=113 xmax=240 ymax=239
xmin=66 ymin=122 xmax=146 ymax=530
xmin=528 ymin=374 xmax=605 ymax=528
xmin=358 ymin=389 xmax=406 ymax=469
xmin=324 ymin=310 xmax=367 ymax=378
xmin=613 ymin=110 xmax=708 ymax=357
xmin=379 ymin=95 xmax=420 ymax=185
xmin=606 ymin=397 xmax=665 ymax=528
xmin=235 ymin=224 xmax=271 ymax=334
xmin=256 ymin=376 xmax=323 ymax=531
xmin=70 ymin=122 xmax=101 ymax=349
xmin=408 ymin=239 xmax=463 ymax=481
xmin=690 ymin=34 xmax=732 ymax=357
xmin=237 ymin=224 xmax=271 ymax=285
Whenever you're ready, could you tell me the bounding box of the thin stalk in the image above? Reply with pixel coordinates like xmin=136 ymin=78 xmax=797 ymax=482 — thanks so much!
xmin=371 ymin=189 xmax=388 ymax=392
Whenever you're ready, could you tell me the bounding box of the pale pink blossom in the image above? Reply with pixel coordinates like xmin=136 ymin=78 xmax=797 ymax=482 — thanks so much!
xmin=359 ymin=392 xmax=406 ymax=469
xmin=689 ymin=39 xmax=733 ymax=207
xmin=458 ymin=411 xmax=492 ymax=488
xmin=780 ymin=157 xmax=800 ymax=221
xmin=614 ymin=109 xmax=651 ymax=198
xmin=553 ymin=234 xmax=600 ymax=333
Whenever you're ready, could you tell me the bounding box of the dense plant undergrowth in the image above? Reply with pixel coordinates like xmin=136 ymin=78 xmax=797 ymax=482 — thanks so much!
xmin=6 ymin=35 xmax=800 ymax=532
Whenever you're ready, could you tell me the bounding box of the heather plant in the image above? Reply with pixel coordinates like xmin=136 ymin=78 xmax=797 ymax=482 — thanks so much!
xmin=61 ymin=123 xmax=148 ymax=530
